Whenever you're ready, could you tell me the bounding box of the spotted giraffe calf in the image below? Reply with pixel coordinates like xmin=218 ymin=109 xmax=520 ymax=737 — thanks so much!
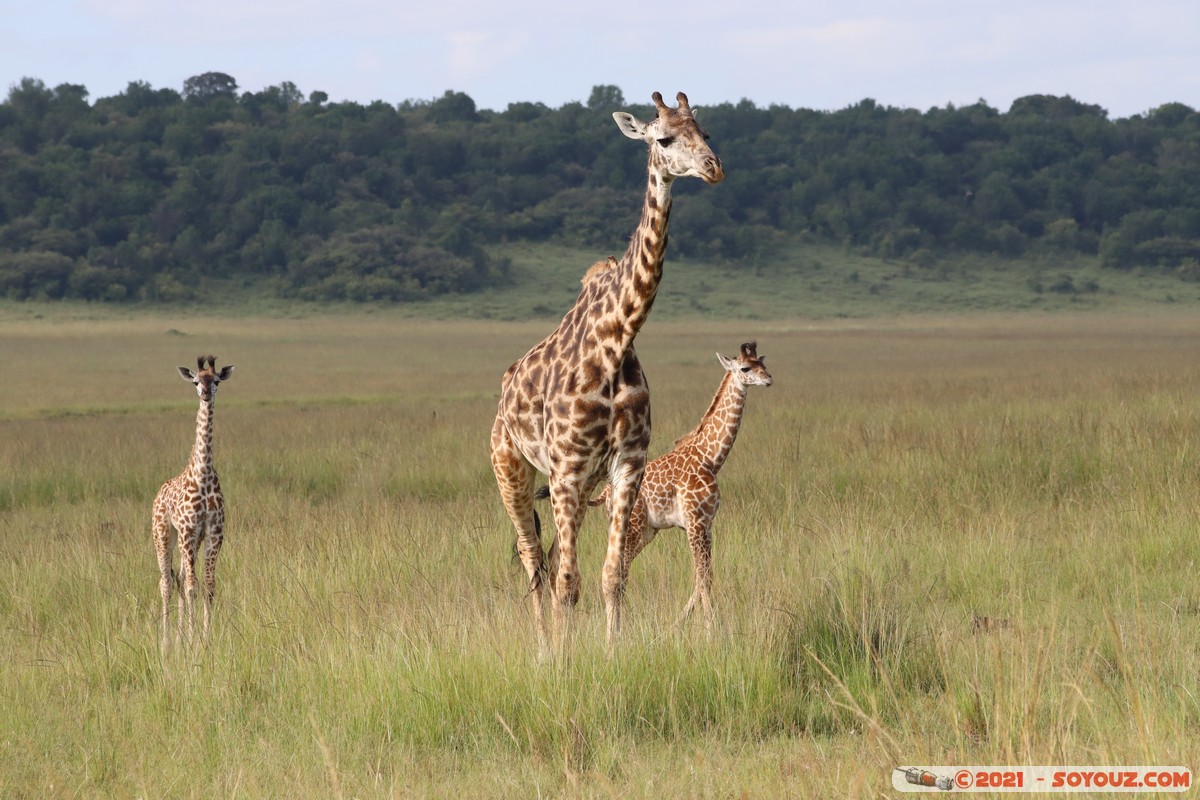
xmin=583 ymin=342 xmax=772 ymax=631
xmin=152 ymin=355 xmax=234 ymax=649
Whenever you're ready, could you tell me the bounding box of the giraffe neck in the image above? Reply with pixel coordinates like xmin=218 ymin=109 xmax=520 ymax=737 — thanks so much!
xmin=188 ymin=398 xmax=215 ymax=479
xmin=622 ymin=156 xmax=675 ymax=298
xmin=689 ymin=372 xmax=748 ymax=472
xmin=597 ymin=158 xmax=674 ymax=355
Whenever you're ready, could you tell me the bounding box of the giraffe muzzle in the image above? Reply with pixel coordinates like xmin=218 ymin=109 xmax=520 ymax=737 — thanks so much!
xmin=701 ymin=156 xmax=725 ymax=184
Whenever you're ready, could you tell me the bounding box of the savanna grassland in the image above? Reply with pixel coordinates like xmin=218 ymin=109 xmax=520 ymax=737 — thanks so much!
xmin=2 ymin=306 xmax=1199 ymax=798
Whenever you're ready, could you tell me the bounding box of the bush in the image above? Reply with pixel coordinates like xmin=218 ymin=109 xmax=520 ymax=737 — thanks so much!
xmin=0 ymin=251 xmax=74 ymax=299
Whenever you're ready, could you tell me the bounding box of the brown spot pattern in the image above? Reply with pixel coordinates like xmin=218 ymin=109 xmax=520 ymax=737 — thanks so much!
xmin=489 ymin=91 xmax=724 ymax=654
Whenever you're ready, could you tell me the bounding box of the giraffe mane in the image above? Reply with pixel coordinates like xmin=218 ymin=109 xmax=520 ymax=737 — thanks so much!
xmin=581 ymin=256 xmax=618 ymax=286
xmin=670 ymin=429 xmax=701 ymax=449
xmin=670 ymin=356 xmax=747 ymax=449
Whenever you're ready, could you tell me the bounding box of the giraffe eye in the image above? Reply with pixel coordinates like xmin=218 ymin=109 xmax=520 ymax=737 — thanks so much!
xmin=656 ymin=137 xmax=674 ymax=147
xmin=740 ymin=366 xmax=751 ymax=373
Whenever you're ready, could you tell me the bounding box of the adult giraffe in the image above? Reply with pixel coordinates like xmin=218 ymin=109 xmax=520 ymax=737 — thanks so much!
xmin=490 ymin=91 xmax=724 ymax=655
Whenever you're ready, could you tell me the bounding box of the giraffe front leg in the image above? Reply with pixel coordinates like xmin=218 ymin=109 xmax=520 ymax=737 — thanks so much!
xmin=546 ymin=481 xmax=586 ymax=657
xmin=490 ymin=419 xmax=549 ymax=657
xmin=179 ymin=530 xmax=200 ymax=646
xmin=602 ymin=461 xmax=643 ymax=647
xmin=202 ymin=512 xmax=224 ymax=641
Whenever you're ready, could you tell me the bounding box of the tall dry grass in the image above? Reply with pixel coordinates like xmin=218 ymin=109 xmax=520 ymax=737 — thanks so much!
xmin=1 ymin=309 xmax=1198 ymax=797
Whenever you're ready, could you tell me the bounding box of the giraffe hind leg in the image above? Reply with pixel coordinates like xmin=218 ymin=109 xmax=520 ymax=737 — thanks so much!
xmin=178 ymin=527 xmax=200 ymax=645
xmin=546 ymin=482 xmax=586 ymax=603
xmin=490 ymin=419 xmax=549 ymax=656
xmin=543 ymin=480 xmax=588 ymax=658
xmin=620 ymin=500 xmax=653 ymax=573
xmin=202 ymin=514 xmax=224 ymax=640
xmin=601 ymin=464 xmax=645 ymax=647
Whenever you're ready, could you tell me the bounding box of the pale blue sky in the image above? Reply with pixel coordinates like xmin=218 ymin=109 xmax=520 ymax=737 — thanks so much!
xmin=2 ymin=0 xmax=1197 ymax=118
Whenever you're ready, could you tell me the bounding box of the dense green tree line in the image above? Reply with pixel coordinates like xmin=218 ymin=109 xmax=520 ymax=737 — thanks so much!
xmin=2 ymin=73 xmax=1199 ymax=302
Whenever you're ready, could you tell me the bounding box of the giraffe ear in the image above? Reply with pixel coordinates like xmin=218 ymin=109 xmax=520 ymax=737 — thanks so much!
xmin=716 ymin=353 xmax=736 ymax=371
xmin=177 ymin=367 xmax=197 ymax=382
xmin=613 ymin=111 xmax=649 ymax=141
xmin=216 ymin=365 xmax=235 ymax=381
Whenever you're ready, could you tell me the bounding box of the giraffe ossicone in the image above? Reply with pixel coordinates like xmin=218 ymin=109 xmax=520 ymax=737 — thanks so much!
xmin=489 ymin=91 xmax=723 ymax=656
xmin=152 ymin=354 xmax=234 ymax=650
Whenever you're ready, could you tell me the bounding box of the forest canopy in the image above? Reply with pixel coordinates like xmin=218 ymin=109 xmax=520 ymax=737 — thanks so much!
xmin=2 ymin=73 xmax=1199 ymax=302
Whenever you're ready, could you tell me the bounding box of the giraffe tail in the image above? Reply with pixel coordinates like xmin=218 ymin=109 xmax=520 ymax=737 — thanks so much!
xmin=537 ymin=484 xmax=608 ymax=507
xmin=526 ymin=486 xmax=590 ymax=596
xmin=508 ymin=486 xmax=550 ymax=567
xmin=510 ymin=486 xmax=551 ymax=568
xmin=587 ymin=485 xmax=610 ymax=507
xmin=510 ymin=505 xmax=544 ymax=563
xmin=512 ymin=507 xmax=550 ymax=598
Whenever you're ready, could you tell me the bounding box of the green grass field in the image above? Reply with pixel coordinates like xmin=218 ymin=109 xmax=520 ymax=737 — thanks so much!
xmin=2 ymin=299 xmax=1199 ymax=797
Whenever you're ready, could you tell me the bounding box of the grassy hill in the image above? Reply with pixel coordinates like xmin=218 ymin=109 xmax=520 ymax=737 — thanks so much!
xmin=3 ymin=241 xmax=1199 ymax=324
xmin=469 ymin=242 xmax=1200 ymax=320
xmin=324 ymin=241 xmax=1200 ymax=321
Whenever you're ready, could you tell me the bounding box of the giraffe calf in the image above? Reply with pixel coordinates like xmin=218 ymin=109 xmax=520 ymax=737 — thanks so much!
xmin=152 ymin=355 xmax=233 ymax=649
xmin=587 ymin=342 xmax=772 ymax=631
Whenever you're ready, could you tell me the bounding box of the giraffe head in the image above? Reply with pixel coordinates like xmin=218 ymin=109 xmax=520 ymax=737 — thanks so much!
xmin=717 ymin=342 xmax=773 ymax=388
xmin=613 ymin=91 xmax=724 ymax=184
xmin=177 ymin=354 xmax=235 ymax=402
